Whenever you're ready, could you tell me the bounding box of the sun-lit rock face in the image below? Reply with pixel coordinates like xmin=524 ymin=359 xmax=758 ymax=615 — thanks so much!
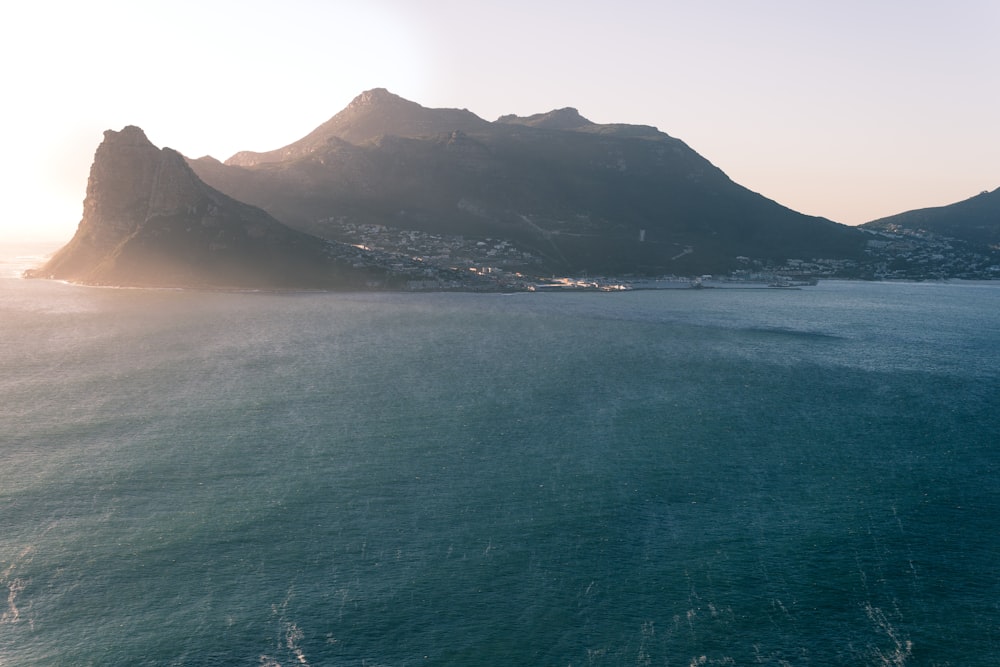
xmin=28 ymin=127 xmax=382 ymax=288
xmin=76 ymin=127 xmax=201 ymax=246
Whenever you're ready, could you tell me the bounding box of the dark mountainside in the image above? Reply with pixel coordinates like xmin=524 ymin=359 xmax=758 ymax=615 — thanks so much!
xmin=191 ymin=88 xmax=868 ymax=275
xmin=28 ymin=127 xmax=390 ymax=289
xmin=862 ymin=187 xmax=1000 ymax=248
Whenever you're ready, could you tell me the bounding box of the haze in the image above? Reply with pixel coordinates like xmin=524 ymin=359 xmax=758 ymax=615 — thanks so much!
xmin=3 ymin=0 xmax=999 ymax=243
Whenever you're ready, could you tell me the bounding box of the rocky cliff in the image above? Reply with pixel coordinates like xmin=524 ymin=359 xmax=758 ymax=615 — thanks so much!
xmin=29 ymin=126 xmax=386 ymax=288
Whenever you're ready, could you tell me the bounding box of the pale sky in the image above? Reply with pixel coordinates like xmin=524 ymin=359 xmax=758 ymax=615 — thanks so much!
xmin=3 ymin=0 xmax=998 ymax=243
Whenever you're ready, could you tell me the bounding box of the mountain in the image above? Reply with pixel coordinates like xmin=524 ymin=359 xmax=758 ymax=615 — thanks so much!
xmin=862 ymin=187 xmax=1000 ymax=248
xmin=28 ymin=126 xmax=389 ymax=289
xmin=226 ymin=88 xmax=490 ymax=167
xmin=190 ymin=89 xmax=867 ymax=275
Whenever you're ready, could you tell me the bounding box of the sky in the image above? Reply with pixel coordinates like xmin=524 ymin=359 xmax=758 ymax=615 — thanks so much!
xmin=3 ymin=0 xmax=999 ymax=243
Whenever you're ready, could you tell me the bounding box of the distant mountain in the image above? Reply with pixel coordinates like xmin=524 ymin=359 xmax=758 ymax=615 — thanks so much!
xmin=862 ymin=187 xmax=1000 ymax=248
xmin=191 ymin=88 xmax=867 ymax=275
xmin=28 ymin=127 xmax=389 ymax=289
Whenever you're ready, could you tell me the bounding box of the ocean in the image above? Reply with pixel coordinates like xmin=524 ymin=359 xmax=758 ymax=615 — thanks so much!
xmin=1 ymin=244 xmax=998 ymax=666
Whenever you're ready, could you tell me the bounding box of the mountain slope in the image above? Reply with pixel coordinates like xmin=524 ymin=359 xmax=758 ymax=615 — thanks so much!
xmin=190 ymin=89 xmax=867 ymax=275
xmin=862 ymin=187 xmax=1000 ymax=247
xmin=29 ymin=126 xmax=387 ymax=288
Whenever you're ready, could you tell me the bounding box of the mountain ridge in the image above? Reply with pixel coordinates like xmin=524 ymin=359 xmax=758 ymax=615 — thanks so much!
xmin=497 ymin=107 xmax=595 ymax=130
xmin=191 ymin=88 xmax=867 ymax=275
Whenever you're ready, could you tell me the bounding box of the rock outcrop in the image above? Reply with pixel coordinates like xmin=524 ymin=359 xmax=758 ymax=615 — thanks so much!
xmin=496 ymin=107 xmax=595 ymax=130
xmin=29 ymin=127 xmax=385 ymax=288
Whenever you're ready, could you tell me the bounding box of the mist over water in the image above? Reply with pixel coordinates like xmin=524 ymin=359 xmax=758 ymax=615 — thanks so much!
xmin=2 ymin=253 xmax=999 ymax=665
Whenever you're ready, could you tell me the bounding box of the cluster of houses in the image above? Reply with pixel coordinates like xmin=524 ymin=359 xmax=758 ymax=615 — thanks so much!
xmin=860 ymin=228 xmax=1000 ymax=280
xmin=320 ymin=218 xmax=1000 ymax=290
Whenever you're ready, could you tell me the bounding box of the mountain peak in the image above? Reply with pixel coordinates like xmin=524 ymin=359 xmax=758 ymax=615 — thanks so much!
xmin=103 ymin=124 xmax=153 ymax=146
xmin=225 ymin=89 xmax=489 ymax=166
xmin=30 ymin=127 xmax=377 ymax=288
xmin=348 ymin=87 xmax=409 ymax=109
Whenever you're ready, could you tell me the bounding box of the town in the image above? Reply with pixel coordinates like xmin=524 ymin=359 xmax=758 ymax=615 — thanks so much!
xmin=319 ymin=218 xmax=1000 ymax=291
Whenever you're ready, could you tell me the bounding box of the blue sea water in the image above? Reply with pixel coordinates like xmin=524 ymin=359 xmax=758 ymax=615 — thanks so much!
xmin=1 ymin=244 xmax=998 ymax=666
